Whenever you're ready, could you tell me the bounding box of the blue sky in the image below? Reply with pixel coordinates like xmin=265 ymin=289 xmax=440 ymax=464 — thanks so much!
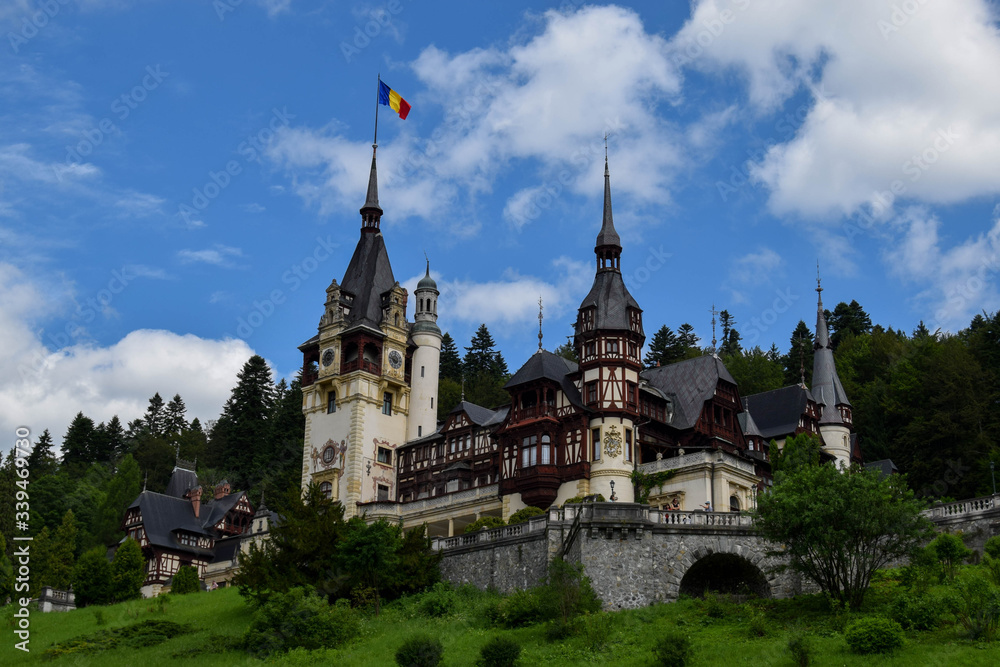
xmin=2 ymin=0 xmax=999 ymax=448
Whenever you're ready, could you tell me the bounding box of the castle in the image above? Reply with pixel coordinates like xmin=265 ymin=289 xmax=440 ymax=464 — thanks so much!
xmin=297 ymin=145 xmax=860 ymax=537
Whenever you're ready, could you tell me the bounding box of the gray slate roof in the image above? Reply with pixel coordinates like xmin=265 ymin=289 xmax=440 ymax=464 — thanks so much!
xmin=812 ymin=295 xmax=852 ymax=424
xmin=865 ymin=459 xmax=898 ymax=478
xmin=449 ymin=400 xmax=502 ymax=427
xmin=576 ymin=271 xmax=642 ymax=333
xmin=128 ymin=491 xmax=216 ymax=557
xmin=742 ymin=385 xmax=814 ymax=440
xmin=504 ymin=350 xmax=586 ymax=410
xmin=340 ymin=230 xmax=396 ymax=333
xmin=596 ymin=158 xmax=620 ymax=248
xmin=737 ymin=408 xmax=763 ymax=438
xmin=640 ymin=355 xmax=736 ymax=430
xmin=164 ymin=465 xmax=199 ymax=498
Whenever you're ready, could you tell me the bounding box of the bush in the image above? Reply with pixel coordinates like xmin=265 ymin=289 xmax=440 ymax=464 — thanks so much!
xmin=930 ymin=533 xmax=973 ymax=581
xmin=543 ymin=618 xmax=577 ymax=641
xmin=73 ymin=547 xmax=113 ymax=607
xmin=890 ymin=593 xmax=941 ymax=631
xmin=581 ymin=612 xmax=612 ymax=651
xmin=243 ymin=587 xmax=359 ymax=656
xmin=488 ymin=589 xmax=545 ymax=628
xmin=787 ymin=633 xmax=813 ymax=667
xmin=420 ymin=582 xmax=455 ymax=618
xmin=983 ymin=554 xmax=1000 ymax=586
xmin=947 ymin=568 xmax=1000 ymax=641
xmin=745 ymin=606 xmax=769 ymax=637
xmin=561 ymin=494 xmax=605 ymax=506
xmin=465 ymin=517 xmax=507 ymax=533
xmin=110 ymin=539 xmax=146 ymax=602
xmin=843 ymin=616 xmax=905 ymax=654
xmin=651 ymin=631 xmax=692 ymax=667
xmin=171 ymin=565 xmax=201 ymax=595
xmin=508 ymin=506 xmax=545 ymax=525
xmin=395 ymin=634 xmax=444 ymax=667
xmin=901 ymin=545 xmax=941 ymax=594
xmin=985 ymin=536 xmax=1000 ymax=560
xmin=477 ymin=636 xmax=521 ymax=667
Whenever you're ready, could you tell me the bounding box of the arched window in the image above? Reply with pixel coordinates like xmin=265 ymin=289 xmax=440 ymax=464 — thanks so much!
xmin=730 ymin=495 xmax=740 ymax=512
xmin=540 ymin=434 xmax=551 ymax=465
xmin=320 ymin=481 xmax=333 ymax=499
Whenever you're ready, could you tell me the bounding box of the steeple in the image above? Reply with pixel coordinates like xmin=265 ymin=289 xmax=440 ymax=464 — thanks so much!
xmin=595 ymin=146 xmax=621 ymax=273
xmin=811 ymin=273 xmax=851 ymax=426
xmin=360 ymin=144 xmax=383 ymax=232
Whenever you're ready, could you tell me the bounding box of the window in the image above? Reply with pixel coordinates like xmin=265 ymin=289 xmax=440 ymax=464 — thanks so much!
xmin=592 ymin=428 xmax=601 ymax=460
xmin=540 ymin=434 xmax=551 ymax=465
xmin=586 ymin=342 xmax=596 ymax=357
xmin=418 ymin=425 xmax=422 ymax=437
xmin=730 ymin=495 xmax=740 ymax=512
xmin=421 ymin=365 xmax=425 ymax=377
xmin=377 ymin=446 xmax=392 ymax=464
xmin=521 ymin=435 xmax=538 ymax=467
xmin=377 ymin=485 xmax=390 ymax=501
xmin=383 ymin=392 xmax=393 ymax=415
xmin=607 ymin=340 xmax=619 ymax=355
xmin=464 ymin=435 xmax=471 ymax=450
xmin=627 ymin=382 xmax=637 ymax=408
xmin=431 ymin=397 xmax=434 ymax=408
xmin=625 ymin=429 xmax=632 ymax=462
xmin=586 ymin=382 xmax=598 ymax=405
xmin=327 ymin=391 xmax=336 ymax=414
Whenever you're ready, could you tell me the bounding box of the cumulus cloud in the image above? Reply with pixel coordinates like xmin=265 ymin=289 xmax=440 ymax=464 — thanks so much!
xmin=0 ymin=262 xmax=256 ymax=452
xmin=884 ymin=207 xmax=1000 ymax=330
xmin=671 ymin=0 xmax=1000 ymax=220
xmin=727 ymin=247 xmax=782 ymax=304
xmin=268 ymin=5 xmax=685 ymax=235
xmin=177 ymin=245 xmax=244 ymax=267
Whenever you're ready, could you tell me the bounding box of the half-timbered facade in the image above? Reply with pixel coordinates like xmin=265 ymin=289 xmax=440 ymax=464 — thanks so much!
xmin=121 ymin=460 xmax=255 ymax=597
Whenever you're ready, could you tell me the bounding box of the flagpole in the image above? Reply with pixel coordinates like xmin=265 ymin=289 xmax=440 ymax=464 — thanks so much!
xmin=373 ymin=73 xmax=380 ymax=149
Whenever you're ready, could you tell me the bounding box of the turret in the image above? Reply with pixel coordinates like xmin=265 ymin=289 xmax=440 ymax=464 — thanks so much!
xmin=812 ymin=277 xmax=854 ymax=467
xmin=407 ymin=261 xmax=442 ymax=441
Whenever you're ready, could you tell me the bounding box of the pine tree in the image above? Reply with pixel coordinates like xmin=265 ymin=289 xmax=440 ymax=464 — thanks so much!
xmin=439 ymin=332 xmax=462 ymax=383
xmin=26 ymin=429 xmax=57 ymax=479
xmin=73 ymin=547 xmax=113 ymax=606
xmin=719 ymin=310 xmax=742 ymax=357
xmin=104 ymin=416 xmax=128 ymax=461
xmin=782 ymin=321 xmax=814 ymax=386
xmin=110 ymin=538 xmax=145 ymax=602
xmin=62 ymin=412 xmax=96 ymax=471
xmin=143 ymin=393 xmax=166 ymax=436
xmin=30 ymin=526 xmax=52 ymax=597
xmin=257 ymin=378 xmax=306 ymax=506
xmin=208 ymin=355 xmax=276 ymax=486
xmin=0 ymin=532 xmax=13 ymax=604
xmin=677 ymin=323 xmax=701 ymax=360
xmin=644 ymin=325 xmax=680 ymax=368
xmin=827 ymin=300 xmax=872 ymax=348
xmin=96 ymin=454 xmax=142 ymax=546
xmin=90 ymin=422 xmax=116 ymax=465
xmin=462 ymin=325 xmax=510 ymax=408
xmin=48 ymin=510 xmax=78 ymax=589
xmin=165 ymin=394 xmax=188 ymax=434
xmin=0 ymin=452 xmax=15 ymax=558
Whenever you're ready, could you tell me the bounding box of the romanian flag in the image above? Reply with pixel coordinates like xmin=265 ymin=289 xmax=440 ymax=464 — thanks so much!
xmin=378 ymin=80 xmax=411 ymax=120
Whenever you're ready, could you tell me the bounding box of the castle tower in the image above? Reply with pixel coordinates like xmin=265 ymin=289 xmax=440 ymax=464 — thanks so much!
xmin=811 ymin=277 xmax=854 ymax=467
xmin=573 ymin=154 xmax=645 ymax=502
xmin=298 ymin=145 xmax=413 ymax=518
xmin=407 ymin=261 xmax=442 ymax=442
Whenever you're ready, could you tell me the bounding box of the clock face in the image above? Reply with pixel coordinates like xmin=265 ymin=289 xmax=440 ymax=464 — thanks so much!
xmin=322 ymin=349 xmax=335 ymax=367
xmin=388 ymin=350 xmax=403 ymax=369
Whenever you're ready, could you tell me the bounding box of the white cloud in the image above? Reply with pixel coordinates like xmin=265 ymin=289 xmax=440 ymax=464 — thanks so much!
xmin=0 ymin=262 xmax=256 ymax=451
xmin=177 ymin=245 xmax=244 ymax=267
xmin=242 ymin=202 xmax=266 ymax=213
xmin=268 ymin=6 xmax=685 ymax=234
xmin=727 ymin=247 xmax=782 ymax=304
xmin=884 ymin=207 xmax=1000 ymax=330
xmin=670 ymin=0 xmax=1000 ymax=220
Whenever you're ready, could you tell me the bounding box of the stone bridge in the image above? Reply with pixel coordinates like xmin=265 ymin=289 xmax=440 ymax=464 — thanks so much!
xmin=432 ymin=495 xmax=1000 ymax=610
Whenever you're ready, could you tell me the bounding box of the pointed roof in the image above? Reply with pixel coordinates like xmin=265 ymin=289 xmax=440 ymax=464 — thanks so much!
xmin=595 ymin=157 xmax=620 ymax=249
xmin=164 ymin=462 xmax=199 ymax=499
xmin=811 ymin=279 xmax=851 ymax=424
xmin=417 ymin=259 xmax=437 ymax=290
xmin=641 ymin=355 xmax=737 ymax=430
xmin=340 ymin=233 xmax=396 ymax=332
xmin=504 ymin=350 xmax=586 ymax=409
xmin=742 ymin=385 xmax=815 ymax=440
xmin=361 ymin=146 xmax=382 ymax=218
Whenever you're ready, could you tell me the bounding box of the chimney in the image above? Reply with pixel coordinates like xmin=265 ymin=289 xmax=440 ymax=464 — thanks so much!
xmin=214 ymin=480 xmax=230 ymax=500
xmin=188 ymin=486 xmax=203 ymax=518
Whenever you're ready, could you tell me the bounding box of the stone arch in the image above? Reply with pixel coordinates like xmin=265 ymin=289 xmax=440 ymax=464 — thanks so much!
xmin=664 ymin=536 xmax=781 ymax=601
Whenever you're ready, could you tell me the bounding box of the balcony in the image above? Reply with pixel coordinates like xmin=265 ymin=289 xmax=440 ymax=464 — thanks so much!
xmin=340 ymin=359 xmax=381 ymax=375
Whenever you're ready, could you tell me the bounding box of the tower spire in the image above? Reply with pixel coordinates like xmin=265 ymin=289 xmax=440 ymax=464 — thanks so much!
xmin=595 ymin=142 xmax=621 ymax=273
xmin=360 ymin=144 xmax=383 ymax=233
xmin=710 ymin=303 xmax=718 ymax=357
xmin=537 ymin=295 xmax=544 ymax=353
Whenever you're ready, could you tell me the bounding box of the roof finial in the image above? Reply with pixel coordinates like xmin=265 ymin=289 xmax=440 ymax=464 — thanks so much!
xmin=461 ymin=375 xmax=465 ymax=402
xmin=537 ymin=295 xmax=544 ymax=353
xmin=710 ymin=303 xmax=719 ymax=357
xmin=604 ymin=132 xmax=609 ymax=169
xmin=816 ymin=260 xmax=823 ymax=305
xmin=798 ymin=335 xmax=807 ymax=387
xmin=143 ymin=470 xmax=148 ymax=492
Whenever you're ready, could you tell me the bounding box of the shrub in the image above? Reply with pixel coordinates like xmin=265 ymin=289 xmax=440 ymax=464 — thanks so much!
xmin=171 ymin=565 xmax=201 ymax=595
xmin=465 ymin=517 xmax=507 ymax=533
xmin=93 ymin=609 xmax=106 ymax=626
xmin=581 ymin=612 xmax=612 ymax=650
xmin=561 ymin=494 xmax=605 ymax=506
xmin=787 ymin=633 xmax=813 ymax=667
xmin=73 ymin=547 xmax=113 ymax=607
xmin=651 ymin=631 xmax=692 ymax=667
xmin=477 ymin=636 xmax=521 ymax=667
xmin=947 ymin=568 xmax=1000 ymax=641
xmin=543 ymin=618 xmax=576 ymax=641
xmin=901 ymin=545 xmax=941 ymax=594
xmin=844 ymin=616 xmax=905 ymax=654
xmin=745 ymin=606 xmax=769 ymax=637
xmin=702 ymin=592 xmax=729 ymax=619
xmin=488 ymin=589 xmax=545 ymax=628
xmin=985 ymin=536 xmax=1000 ymax=560
xmin=930 ymin=533 xmax=973 ymax=581
xmin=983 ymin=554 xmax=1000 ymax=586
xmin=110 ymin=538 xmax=146 ymax=602
xmin=508 ymin=507 xmax=545 ymax=525
xmin=43 ymin=620 xmax=191 ymax=659
xmin=420 ymin=582 xmax=455 ymax=618
xmin=890 ymin=593 xmax=940 ymax=631
xmin=243 ymin=587 xmax=359 ymax=656
xmin=395 ymin=634 xmax=444 ymax=667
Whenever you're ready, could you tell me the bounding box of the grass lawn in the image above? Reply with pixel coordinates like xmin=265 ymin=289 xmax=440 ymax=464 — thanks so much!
xmin=3 ymin=579 xmax=999 ymax=665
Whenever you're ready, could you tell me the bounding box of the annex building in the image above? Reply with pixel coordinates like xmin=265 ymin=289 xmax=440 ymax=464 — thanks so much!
xmin=297 ymin=145 xmax=861 ymax=537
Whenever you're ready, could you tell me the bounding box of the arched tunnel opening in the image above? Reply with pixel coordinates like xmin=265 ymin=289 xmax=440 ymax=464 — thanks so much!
xmin=678 ymin=553 xmax=771 ymax=599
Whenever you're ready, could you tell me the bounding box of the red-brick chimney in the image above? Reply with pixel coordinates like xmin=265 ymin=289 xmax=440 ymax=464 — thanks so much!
xmin=188 ymin=486 xmax=203 ymax=518
xmin=214 ymin=480 xmax=230 ymax=500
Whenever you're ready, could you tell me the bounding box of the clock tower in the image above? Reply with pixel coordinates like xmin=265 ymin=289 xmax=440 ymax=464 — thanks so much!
xmin=298 ymin=145 xmax=428 ymax=517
